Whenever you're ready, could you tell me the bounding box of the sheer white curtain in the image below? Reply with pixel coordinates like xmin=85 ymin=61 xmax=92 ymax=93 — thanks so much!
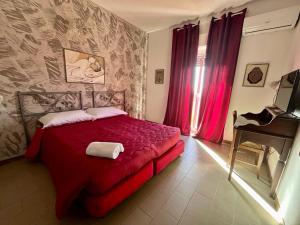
xmin=191 ymin=46 xmax=206 ymax=134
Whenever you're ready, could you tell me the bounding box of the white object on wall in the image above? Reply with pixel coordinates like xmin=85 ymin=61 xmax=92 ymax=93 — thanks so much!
xmin=243 ymin=6 xmax=299 ymax=36
xmin=224 ymin=29 xmax=293 ymax=141
xmin=277 ymin=21 xmax=300 ymax=225
xmin=146 ymin=29 xmax=172 ymax=123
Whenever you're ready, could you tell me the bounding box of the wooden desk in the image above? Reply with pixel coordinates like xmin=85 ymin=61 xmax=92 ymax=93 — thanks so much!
xmin=228 ymin=106 xmax=299 ymax=197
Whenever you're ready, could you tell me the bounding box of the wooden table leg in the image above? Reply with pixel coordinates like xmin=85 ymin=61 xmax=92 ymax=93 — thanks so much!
xmin=270 ymin=160 xmax=284 ymax=198
xmin=256 ymin=149 xmax=265 ymax=179
xmin=228 ymin=110 xmax=237 ymax=166
xmin=227 ymin=143 xmax=234 ymax=166
xmin=270 ymin=139 xmax=293 ymax=198
xmin=228 ymin=129 xmax=240 ymax=181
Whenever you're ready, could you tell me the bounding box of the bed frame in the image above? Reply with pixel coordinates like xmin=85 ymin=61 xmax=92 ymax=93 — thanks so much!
xmin=17 ymin=91 xmax=83 ymax=145
xmin=92 ymin=90 xmax=126 ymax=110
xmin=17 ymin=90 xmax=184 ymax=218
xmin=17 ymin=90 xmax=127 ymax=144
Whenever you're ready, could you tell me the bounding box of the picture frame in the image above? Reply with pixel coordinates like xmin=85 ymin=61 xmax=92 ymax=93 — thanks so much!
xmin=242 ymin=63 xmax=269 ymax=87
xmin=155 ymin=69 xmax=164 ymax=84
xmin=63 ymin=48 xmax=105 ymax=84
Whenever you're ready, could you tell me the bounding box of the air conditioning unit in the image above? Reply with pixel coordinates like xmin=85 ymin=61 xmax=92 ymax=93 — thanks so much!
xmin=243 ymin=6 xmax=300 ymax=36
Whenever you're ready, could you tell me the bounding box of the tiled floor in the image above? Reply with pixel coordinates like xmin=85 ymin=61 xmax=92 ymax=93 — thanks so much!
xmin=202 ymin=141 xmax=274 ymax=207
xmin=232 ymin=149 xmax=274 ymax=207
xmin=0 ymin=137 xmax=279 ymax=225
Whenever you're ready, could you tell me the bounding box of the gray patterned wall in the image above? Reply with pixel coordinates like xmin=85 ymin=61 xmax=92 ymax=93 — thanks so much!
xmin=0 ymin=0 xmax=148 ymax=160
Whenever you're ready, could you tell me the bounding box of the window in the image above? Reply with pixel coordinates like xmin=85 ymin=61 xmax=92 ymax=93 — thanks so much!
xmin=191 ymin=46 xmax=206 ymax=135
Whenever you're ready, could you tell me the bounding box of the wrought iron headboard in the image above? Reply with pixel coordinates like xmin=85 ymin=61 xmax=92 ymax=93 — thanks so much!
xmin=92 ymin=90 xmax=126 ymax=110
xmin=17 ymin=91 xmax=83 ymax=145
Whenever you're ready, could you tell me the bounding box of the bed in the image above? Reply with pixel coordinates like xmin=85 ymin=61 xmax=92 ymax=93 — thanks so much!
xmin=18 ymin=91 xmax=184 ymax=218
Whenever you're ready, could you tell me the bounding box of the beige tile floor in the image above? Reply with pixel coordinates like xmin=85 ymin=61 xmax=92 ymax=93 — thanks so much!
xmin=0 ymin=137 xmax=279 ymax=225
xmin=202 ymin=141 xmax=275 ymax=207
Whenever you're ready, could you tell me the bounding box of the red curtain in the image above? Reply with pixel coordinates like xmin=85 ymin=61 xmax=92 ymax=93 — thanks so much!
xmin=163 ymin=24 xmax=199 ymax=135
xmin=196 ymin=9 xmax=246 ymax=143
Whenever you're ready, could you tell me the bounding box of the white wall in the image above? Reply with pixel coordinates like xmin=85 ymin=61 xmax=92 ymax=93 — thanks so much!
xmin=223 ymin=30 xmax=293 ymax=141
xmin=278 ymin=127 xmax=300 ymax=225
xmin=277 ymin=23 xmax=300 ymax=225
xmin=291 ymin=24 xmax=300 ymax=69
xmin=145 ymin=4 xmax=300 ymax=224
xmin=145 ymin=2 xmax=300 ymax=225
xmin=222 ymin=14 xmax=297 ymax=183
xmin=146 ymin=29 xmax=172 ymax=123
xmin=147 ymin=28 xmax=294 ymax=136
xmin=146 ymin=29 xmax=207 ymax=123
xmin=146 ymin=0 xmax=300 ymax=126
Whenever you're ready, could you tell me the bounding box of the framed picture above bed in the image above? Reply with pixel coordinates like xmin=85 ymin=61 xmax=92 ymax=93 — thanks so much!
xmin=242 ymin=63 xmax=269 ymax=87
xmin=63 ymin=48 xmax=105 ymax=84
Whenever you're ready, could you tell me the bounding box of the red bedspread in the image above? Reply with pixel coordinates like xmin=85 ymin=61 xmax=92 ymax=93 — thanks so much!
xmin=26 ymin=115 xmax=180 ymax=218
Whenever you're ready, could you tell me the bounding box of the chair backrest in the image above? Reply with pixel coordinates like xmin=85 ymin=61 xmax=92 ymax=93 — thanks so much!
xmin=233 ymin=110 xmax=237 ymax=125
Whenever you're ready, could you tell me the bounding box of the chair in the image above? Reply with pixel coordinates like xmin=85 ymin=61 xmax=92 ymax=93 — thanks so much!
xmin=228 ymin=110 xmax=266 ymax=179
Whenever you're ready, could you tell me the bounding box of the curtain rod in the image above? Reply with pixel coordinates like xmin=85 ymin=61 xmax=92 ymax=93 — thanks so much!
xmin=213 ymin=10 xmax=245 ymax=21
xmin=170 ymin=8 xmax=245 ymax=29
xmin=170 ymin=17 xmax=200 ymax=30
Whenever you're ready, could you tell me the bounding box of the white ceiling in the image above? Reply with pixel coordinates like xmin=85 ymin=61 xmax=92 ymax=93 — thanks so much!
xmin=92 ymin=0 xmax=254 ymax=32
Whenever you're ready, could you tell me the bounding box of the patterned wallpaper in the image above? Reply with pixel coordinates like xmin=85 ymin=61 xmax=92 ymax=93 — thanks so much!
xmin=0 ymin=0 xmax=148 ymax=160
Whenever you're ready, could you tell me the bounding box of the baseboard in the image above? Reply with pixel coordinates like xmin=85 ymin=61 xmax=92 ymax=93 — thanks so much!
xmin=0 ymin=154 xmax=24 ymax=166
xmin=274 ymin=193 xmax=280 ymax=211
xmin=274 ymin=193 xmax=286 ymax=225
xmin=222 ymin=139 xmax=231 ymax=145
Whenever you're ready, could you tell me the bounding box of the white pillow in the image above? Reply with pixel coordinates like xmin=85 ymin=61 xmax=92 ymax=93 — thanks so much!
xmin=39 ymin=110 xmax=94 ymax=128
xmin=86 ymin=107 xmax=127 ymax=119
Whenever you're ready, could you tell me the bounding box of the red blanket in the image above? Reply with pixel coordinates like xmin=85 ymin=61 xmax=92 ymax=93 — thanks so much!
xmin=26 ymin=115 xmax=180 ymax=218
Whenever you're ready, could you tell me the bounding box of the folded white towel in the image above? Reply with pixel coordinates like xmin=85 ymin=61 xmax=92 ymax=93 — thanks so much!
xmin=86 ymin=142 xmax=124 ymax=159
